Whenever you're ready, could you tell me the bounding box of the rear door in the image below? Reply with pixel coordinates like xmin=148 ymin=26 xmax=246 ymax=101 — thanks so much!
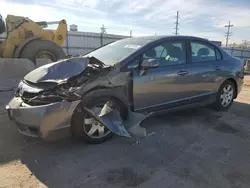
xmin=132 ymin=39 xmax=194 ymax=112
xmin=186 ymin=40 xmax=224 ymax=102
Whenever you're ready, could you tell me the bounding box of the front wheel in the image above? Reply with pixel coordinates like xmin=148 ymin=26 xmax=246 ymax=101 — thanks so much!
xmin=71 ymin=97 xmax=128 ymax=144
xmin=213 ymin=80 xmax=235 ymax=111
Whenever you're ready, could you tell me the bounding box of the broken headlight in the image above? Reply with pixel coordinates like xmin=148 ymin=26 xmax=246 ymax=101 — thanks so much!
xmin=15 ymin=81 xmax=43 ymax=97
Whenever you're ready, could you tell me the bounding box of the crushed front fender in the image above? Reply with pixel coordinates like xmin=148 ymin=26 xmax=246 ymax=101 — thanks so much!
xmin=83 ymin=101 xmax=151 ymax=139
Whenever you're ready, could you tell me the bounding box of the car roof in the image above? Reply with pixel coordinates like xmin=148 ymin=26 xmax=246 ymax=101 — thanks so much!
xmin=132 ymin=35 xmax=209 ymax=42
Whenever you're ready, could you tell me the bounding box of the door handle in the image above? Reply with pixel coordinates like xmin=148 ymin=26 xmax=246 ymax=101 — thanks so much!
xmin=177 ymin=70 xmax=189 ymax=76
xmin=215 ymin=65 xmax=223 ymax=70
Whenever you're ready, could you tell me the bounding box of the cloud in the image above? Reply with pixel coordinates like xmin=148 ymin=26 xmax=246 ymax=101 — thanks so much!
xmin=2 ymin=0 xmax=250 ymax=43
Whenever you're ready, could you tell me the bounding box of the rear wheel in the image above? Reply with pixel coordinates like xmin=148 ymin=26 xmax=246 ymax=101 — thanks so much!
xmin=213 ymin=80 xmax=235 ymax=111
xmin=19 ymin=39 xmax=65 ymax=64
xmin=72 ymin=97 xmax=128 ymax=144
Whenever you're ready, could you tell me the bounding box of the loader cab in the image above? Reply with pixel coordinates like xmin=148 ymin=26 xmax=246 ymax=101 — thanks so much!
xmin=0 ymin=14 xmax=6 ymax=34
xmin=0 ymin=14 xmax=6 ymax=43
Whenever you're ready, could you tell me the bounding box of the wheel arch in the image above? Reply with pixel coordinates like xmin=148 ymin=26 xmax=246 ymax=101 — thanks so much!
xmin=223 ymin=77 xmax=238 ymax=98
xmin=79 ymin=88 xmax=130 ymax=110
xmin=71 ymin=88 xmax=130 ymax=124
xmin=70 ymin=89 xmax=129 ymax=142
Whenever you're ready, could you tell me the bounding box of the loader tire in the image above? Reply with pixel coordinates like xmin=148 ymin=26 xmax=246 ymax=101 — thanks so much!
xmin=19 ymin=39 xmax=65 ymax=64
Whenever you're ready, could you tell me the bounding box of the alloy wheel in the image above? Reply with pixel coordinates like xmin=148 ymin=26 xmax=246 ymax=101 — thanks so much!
xmin=220 ymin=84 xmax=234 ymax=107
xmin=82 ymin=106 xmax=111 ymax=139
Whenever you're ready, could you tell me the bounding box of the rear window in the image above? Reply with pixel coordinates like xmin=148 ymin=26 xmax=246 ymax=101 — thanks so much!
xmin=191 ymin=42 xmax=216 ymax=62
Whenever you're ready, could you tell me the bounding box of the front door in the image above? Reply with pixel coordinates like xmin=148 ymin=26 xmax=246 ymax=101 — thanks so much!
xmin=132 ymin=40 xmax=193 ymax=112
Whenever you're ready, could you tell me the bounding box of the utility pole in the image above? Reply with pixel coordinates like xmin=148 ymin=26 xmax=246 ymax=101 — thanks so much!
xmin=174 ymin=11 xmax=179 ymax=35
xmin=100 ymin=24 xmax=106 ymax=46
xmin=100 ymin=24 xmax=106 ymax=34
xmin=130 ymin=30 xmax=132 ymax=38
xmin=225 ymin=21 xmax=233 ymax=47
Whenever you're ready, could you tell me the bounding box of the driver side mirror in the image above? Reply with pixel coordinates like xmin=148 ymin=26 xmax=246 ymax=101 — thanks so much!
xmin=140 ymin=59 xmax=159 ymax=76
xmin=141 ymin=59 xmax=159 ymax=69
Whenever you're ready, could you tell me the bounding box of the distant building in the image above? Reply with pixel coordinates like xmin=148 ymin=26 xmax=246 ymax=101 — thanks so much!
xmin=70 ymin=24 xmax=78 ymax=31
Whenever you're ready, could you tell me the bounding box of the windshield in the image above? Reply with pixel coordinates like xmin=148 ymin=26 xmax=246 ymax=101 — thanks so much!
xmin=84 ymin=38 xmax=152 ymax=65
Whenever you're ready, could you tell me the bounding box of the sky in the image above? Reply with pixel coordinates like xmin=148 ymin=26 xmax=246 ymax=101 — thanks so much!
xmin=2 ymin=0 xmax=250 ymax=44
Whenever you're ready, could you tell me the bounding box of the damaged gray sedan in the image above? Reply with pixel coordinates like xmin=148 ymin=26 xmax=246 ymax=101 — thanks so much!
xmin=6 ymin=36 xmax=244 ymax=144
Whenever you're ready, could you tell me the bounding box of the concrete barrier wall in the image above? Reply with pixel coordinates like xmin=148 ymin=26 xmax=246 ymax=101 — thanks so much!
xmin=0 ymin=59 xmax=52 ymax=90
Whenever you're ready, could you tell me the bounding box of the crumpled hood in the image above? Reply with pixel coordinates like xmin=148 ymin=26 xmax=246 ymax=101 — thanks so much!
xmin=24 ymin=57 xmax=89 ymax=83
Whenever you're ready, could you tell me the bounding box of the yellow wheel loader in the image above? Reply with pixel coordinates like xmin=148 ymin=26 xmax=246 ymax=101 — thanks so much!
xmin=0 ymin=14 xmax=67 ymax=64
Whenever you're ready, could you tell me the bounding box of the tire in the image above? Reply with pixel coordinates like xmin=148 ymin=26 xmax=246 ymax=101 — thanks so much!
xmin=71 ymin=97 xmax=128 ymax=144
xmin=213 ymin=80 xmax=236 ymax=111
xmin=19 ymin=39 xmax=65 ymax=64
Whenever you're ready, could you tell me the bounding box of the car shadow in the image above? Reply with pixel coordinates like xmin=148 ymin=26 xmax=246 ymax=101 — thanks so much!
xmin=1 ymin=101 xmax=250 ymax=187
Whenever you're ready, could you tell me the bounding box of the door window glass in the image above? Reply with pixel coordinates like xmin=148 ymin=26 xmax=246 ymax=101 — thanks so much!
xmin=191 ymin=42 xmax=216 ymax=62
xmin=142 ymin=41 xmax=186 ymax=66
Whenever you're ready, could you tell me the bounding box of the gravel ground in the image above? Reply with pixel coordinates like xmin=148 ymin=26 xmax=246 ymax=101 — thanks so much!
xmin=0 ymin=76 xmax=250 ymax=188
